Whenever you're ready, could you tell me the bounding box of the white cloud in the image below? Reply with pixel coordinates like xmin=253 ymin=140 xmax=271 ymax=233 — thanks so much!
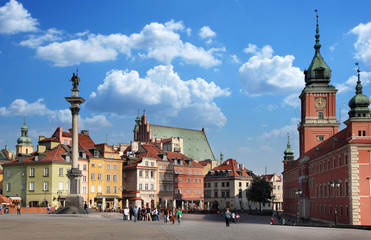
xmin=186 ymin=28 xmax=192 ymax=36
xmin=231 ymin=54 xmax=240 ymax=64
xmin=329 ymin=43 xmax=338 ymax=52
xmin=243 ymin=43 xmax=258 ymax=54
xmin=336 ymin=71 xmax=371 ymax=94
xmin=283 ymin=93 xmax=300 ymax=107
xmin=0 ymin=0 xmax=39 ymax=34
xmin=350 ymin=22 xmax=371 ymax=68
xmin=199 ymin=26 xmax=216 ymax=39
xmin=87 ymin=65 xmax=230 ymax=128
xmin=0 ymin=99 xmax=53 ymax=116
xmin=0 ymin=99 xmax=111 ymax=130
xmin=20 ymin=28 xmax=63 ymax=48
xmin=25 ymin=20 xmax=222 ymax=67
xmin=257 ymin=118 xmax=298 ymax=141
xmin=239 ymin=44 xmax=304 ymax=96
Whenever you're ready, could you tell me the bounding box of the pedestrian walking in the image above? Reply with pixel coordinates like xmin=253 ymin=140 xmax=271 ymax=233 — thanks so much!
xmin=164 ymin=208 xmax=169 ymax=224
xmin=231 ymin=212 xmax=235 ymax=223
xmin=83 ymin=201 xmax=88 ymax=214
xmin=176 ymin=208 xmax=182 ymax=225
xmin=0 ymin=203 xmax=3 ymax=215
xmin=225 ymin=208 xmax=231 ymax=227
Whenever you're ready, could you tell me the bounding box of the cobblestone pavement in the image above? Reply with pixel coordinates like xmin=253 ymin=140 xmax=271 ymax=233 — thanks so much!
xmin=0 ymin=213 xmax=370 ymax=240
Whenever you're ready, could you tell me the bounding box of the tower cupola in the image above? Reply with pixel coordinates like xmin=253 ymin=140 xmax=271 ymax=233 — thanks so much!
xmin=304 ymin=13 xmax=333 ymax=88
xmin=283 ymin=134 xmax=294 ymax=162
xmin=348 ymin=67 xmax=371 ymax=118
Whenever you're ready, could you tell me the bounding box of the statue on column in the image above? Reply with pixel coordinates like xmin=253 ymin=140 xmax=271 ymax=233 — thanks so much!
xmin=70 ymin=73 xmax=80 ymax=90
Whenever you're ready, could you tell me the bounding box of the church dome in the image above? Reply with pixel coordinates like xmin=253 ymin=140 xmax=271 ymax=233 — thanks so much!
xmin=348 ymin=68 xmax=371 ymax=119
xmin=17 ymin=119 xmax=32 ymax=145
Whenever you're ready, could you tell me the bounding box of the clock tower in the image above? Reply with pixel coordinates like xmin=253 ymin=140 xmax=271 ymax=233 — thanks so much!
xmin=298 ymin=14 xmax=340 ymax=158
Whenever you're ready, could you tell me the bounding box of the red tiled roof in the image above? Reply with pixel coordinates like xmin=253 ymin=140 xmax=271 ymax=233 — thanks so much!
xmin=0 ymin=194 xmax=12 ymax=205
xmin=39 ymin=137 xmax=60 ymax=143
xmin=198 ymin=160 xmax=211 ymax=166
xmin=305 ymin=129 xmax=349 ymax=160
xmin=210 ymin=158 xmax=251 ymax=177
xmin=39 ymin=145 xmax=67 ymax=162
xmin=62 ymin=132 xmax=72 ymax=137
xmin=78 ymin=134 xmax=95 ymax=157
xmin=262 ymin=174 xmax=274 ymax=181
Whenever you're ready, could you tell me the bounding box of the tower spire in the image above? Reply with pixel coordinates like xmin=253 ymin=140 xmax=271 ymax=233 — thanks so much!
xmin=355 ymin=63 xmax=363 ymax=95
xmin=314 ymin=9 xmax=321 ymax=53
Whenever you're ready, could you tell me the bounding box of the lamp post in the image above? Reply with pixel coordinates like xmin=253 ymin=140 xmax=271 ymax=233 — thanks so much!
xmin=330 ymin=180 xmax=340 ymax=226
xmin=295 ymin=189 xmax=302 ymax=225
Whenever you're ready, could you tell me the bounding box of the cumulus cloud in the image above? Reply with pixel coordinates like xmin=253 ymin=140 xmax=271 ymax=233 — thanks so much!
xmin=350 ymin=22 xmax=371 ymax=68
xmin=257 ymin=118 xmax=298 ymax=141
xmin=87 ymin=65 xmax=230 ymax=128
xmin=239 ymin=44 xmax=304 ymax=96
xmin=0 ymin=99 xmax=111 ymax=130
xmin=22 ymin=20 xmax=222 ymax=67
xmin=20 ymin=28 xmax=63 ymax=48
xmin=0 ymin=0 xmax=39 ymax=34
xmin=199 ymin=26 xmax=216 ymax=39
xmin=283 ymin=93 xmax=301 ymax=107
xmin=336 ymin=71 xmax=371 ymax=94
xmin=230 ymin=54 xmax=240 ymax=64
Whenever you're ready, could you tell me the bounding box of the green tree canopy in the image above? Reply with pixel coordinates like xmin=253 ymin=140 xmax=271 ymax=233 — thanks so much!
xmin=247 ymin=176 xmax=273 ymax=212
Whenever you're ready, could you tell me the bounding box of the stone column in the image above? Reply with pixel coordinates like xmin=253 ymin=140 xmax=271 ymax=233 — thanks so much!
xmin=63 ymin=72 xmax=85 ymax=214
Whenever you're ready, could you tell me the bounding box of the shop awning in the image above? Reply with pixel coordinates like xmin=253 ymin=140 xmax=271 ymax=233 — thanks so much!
xmin=9 ymin=196 xmax=22 ymax=202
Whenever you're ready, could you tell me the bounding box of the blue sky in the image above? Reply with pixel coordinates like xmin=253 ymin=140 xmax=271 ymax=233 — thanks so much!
xmin=1 ymin=0 xmax=371 ymax=175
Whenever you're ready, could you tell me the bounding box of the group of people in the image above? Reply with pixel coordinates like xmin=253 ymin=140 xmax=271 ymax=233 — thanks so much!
xmin=224 ymin=208 xmax=240 ymax=227
xmin=122 ymin=206 xmax=183 ymax=225
xmin=0 ymin=203 xmax=21 ymax=215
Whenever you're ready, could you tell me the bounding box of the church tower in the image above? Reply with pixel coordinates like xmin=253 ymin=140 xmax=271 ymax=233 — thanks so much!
xmin=16 ymin=117 xmax=33 ymax=155
xmin=298 ymin=13 xmax=340 ymax=158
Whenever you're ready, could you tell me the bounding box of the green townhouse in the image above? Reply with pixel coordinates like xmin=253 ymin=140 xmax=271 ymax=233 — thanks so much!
xmin=2 ymin=144 xmax=72 ymax=207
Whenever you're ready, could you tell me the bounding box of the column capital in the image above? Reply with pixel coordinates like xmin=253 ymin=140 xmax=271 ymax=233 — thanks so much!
xmin=70 ymin=106 xmax=80 ymax=116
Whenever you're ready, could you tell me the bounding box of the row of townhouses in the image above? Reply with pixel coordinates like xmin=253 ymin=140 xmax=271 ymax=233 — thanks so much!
xmin=0 ymin=113 xmax=283 ymax=212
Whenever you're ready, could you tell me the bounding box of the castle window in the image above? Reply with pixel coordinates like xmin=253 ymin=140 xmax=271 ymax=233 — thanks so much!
xmin=317 ymin=136 xmax=324 ymax=141
xmin=358 ymin=131 xmax=362 ymax=136
xmin=318 ymin=111 xmax=324 ymax=119
xmin=363 ymin=131 xmax=366 ymax=136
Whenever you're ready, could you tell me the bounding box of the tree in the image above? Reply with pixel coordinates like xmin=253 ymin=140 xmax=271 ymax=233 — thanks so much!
xmin=247 ymin=176 xmax=272 ymax=213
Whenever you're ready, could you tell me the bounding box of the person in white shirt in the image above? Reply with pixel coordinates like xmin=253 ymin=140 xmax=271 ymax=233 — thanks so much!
xmin=123 ymin=207 xmax=129 ymax=221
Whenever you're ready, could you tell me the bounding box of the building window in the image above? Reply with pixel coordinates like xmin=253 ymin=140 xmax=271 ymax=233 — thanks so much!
xmin=29 ymin=182 xmax=35 ymax=191
xmin=91 ymin=185 xmax=95 ymax=193
xmin=338 ymin=156 xmax=342 ymax=166
xmin=151 ymin=171 xmax=154 ymax=178
xmin=98 ymin=173 xmax=102 ymax=180
xmin=187 ymin=178 xmax=190 ymax=183
xmin=345 ymin=154 xmax=348 ymax=165
xmin=318 ymin=136 xmax=325 ymax=141
xmin=83 ymin=175 xmax=87 ymax=182
xmin=214 ymin=182 xmax=218 ymax=187
xmin=179 ymin=189 xmax=183 ymax=194
xmin=214 ymin=190 xmax=218 ymax=198
xmin=107 ymin=164 xmax=111 ymax=170
xmin=222 ymin=182 xmax=225 ymax=187
xmin=199 ymin=179 xmax=201 ymax=183
xmin=187 ymin=188 xmax=190 ymax=194
xmin=151 ymin=184 xmax=154 ymax=190
xmin=43 ymin=182 xmax=49 ymax=191
xmin=187 ymin=170 xmax=190 ymax=175
xmin=106 ymin=186 xmax=110 ymax=194
xmin=145 ymin=184 xmax=148 ymax=190
xmin=113 ymin=186 xmax=117 ymax=194
xmin=83 ymin=164 xmax=87 ymax=171
xmin=179 ymin=170 xmax=183 ymax=174
xmin=92 ymin=162 xmax=95 ymax=167
xmin=98 ymin=162 xmax=102 ymax=168
xmin=6 ymin=170 xmax=11 ymax=178
xmin=6 ymin=183 xmax=11 ymax=192
xmin=139 ymin=184 xmax=142 ymax=190
xmin=139 ymin=170 xmax=143 ymax=177
xmin=107 ymin=174 xmax=111 ymax=181
xmin=145 ymin=170 xmax=149 ymax=178
xmin=145 ymin=161 xmax=148 ymax=166
xmin=83 ymin=187 xmax=87 ymax=194
xmin=91 ymin=173 xmax=96 ymax=180
xmin=239 ymin=182 xmax=242 ymax=187
xmin=113 ymin=164 xmax=117 ymax=170
xmin=345 ymin=181 xmax=349 ymax=196
xmin=30 ymin=168 xmax=35 ymax=177
xmin=151 ymin=162 xmax=154 ymax=167
xmin=98 ymin=185 xmax=102 ymax=193
xmin=59 ymin=182 xmax=64 ymax=190
xmin=113 ymin=175 xmax=118 ymax=182
xmin=44 ymin=168 xmax=49 ymax=177
xmin=175 ymin=189 xmax=178 ymax=194
xmin=318 ymin=111 xmax=324 ymax=119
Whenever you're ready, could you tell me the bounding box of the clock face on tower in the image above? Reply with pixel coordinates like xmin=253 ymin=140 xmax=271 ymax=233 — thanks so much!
xmin=315 ymin=97 xmax=326 ymax=108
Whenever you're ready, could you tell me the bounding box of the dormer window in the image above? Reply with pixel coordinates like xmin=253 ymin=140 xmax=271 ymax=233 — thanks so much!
xmin=94 ymin=150 xmax=99 ymax=157
xmin=315 ymin=68 xmax=324 ymax=77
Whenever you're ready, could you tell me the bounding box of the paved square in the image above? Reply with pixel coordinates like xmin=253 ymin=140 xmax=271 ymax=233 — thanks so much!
xmin=0 ymin=213 xmax=370 ymax=240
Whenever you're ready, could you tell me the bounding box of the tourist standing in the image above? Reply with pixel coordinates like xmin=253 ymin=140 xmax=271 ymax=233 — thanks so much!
xmin=225 ymin=208 xmax=231 ymax=227
xmin=123 ymin=207 xmax=129 ymax=220
xmin=164 ymin=208 xmax=169 ymax=224
xmin=83 ymin=201 xmax=88 ymax=214
xmin=133 ymin=206 xmax=138 ymax=222
xmin=145 ymin=206 xmax=152 ymax=221
xmin=176 ymin=208 xmax=182 ymax=225
xmin=0 ymin=203 xmax=3 ymax=215
xmin=17 ymin=204 xmax=21 ymax=215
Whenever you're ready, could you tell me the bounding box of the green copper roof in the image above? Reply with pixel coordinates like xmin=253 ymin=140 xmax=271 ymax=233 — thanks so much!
xmin=304 ymin=13 xmax=333 ymax=89
xmin=17 ymin=118 xmax=32 ymax=145
xmin=150 ymin=125 xmax=215 ymax=161
xmin=348 ymin=68 xmax=371 ymax=118
xmin=283 ymin=135 xmax=294 ymax=162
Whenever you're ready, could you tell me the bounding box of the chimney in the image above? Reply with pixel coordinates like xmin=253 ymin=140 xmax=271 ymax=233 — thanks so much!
xmin=81 ymin=130 xmax=89 ymax=136
xmin=69 ymin=128 xmax=73 ymax=133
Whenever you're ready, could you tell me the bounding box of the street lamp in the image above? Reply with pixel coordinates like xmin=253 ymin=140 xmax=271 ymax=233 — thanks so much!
xmin=295 ymin=189 xmax=302 ymax=224
xmin=330 ymin=180 xmax=341 ymax=226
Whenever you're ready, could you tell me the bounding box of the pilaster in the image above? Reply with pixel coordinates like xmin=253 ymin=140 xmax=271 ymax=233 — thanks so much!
xmin=349 ymin=145 xmax=361 ymax=225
